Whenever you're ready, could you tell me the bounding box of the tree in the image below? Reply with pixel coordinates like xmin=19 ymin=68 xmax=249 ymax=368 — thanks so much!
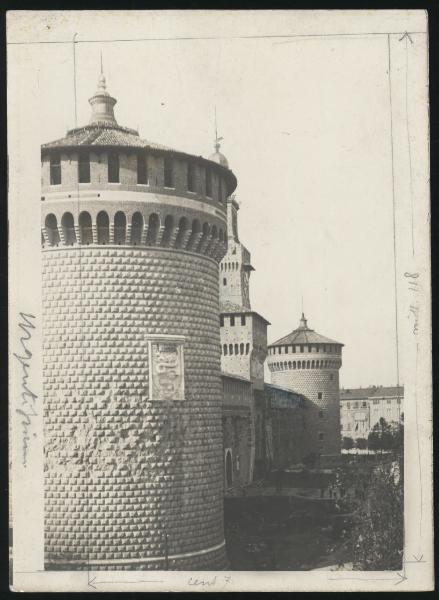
xmin=351 ymin=456 xmax=404 ymax=569
xmin=368 ymin=417 xmax=403 ymax=453
xmin=334 ymin=456 xmax=404 ymax=570
xmin=356 ymin=438 xmax=367 ymax=450
xmin=342 ymin=436 xmax=354 ymax=451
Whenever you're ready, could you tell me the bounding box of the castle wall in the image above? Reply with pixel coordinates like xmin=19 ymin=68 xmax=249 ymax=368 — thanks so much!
xmin=269 ymin=367 xmax=341 ymax=457
xmin=222 ymin=376 xmax=254 ymax=492
xmin=41 ymin=149 xmax=230 ymax=206
xmin=43 ymin=246 xmax=227 ymax=570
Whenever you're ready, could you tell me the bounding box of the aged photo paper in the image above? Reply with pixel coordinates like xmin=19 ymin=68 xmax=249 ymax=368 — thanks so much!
xmin=8 ymin=9 xmax=433 ymax=592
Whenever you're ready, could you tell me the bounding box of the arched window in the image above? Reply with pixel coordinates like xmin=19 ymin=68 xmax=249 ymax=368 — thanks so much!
xmin=114 ymin=211 xmax=126 ymax=244
xmin=175 ymin=217 xmax=189 ymax=249
xmin=229 ymin=344 xmax=233 ymax=355
xmin=240 ymin=343 xmax=244 ymax=355
xmin=223 ymin=278 xmax=227 ymax=286
xmin=61 ymin=212 xmax=76 ymax=245
xmin=45 ymin=213 xmax=60 ymax=245
xmin=146 ymin=213 xmax=160 ymax=245
xmin=246 ymin=343 xmax=250 ymax=355
xmin=96 ymin=211 xmax=109 ymax=244
xmin=297 ymin=361 xmax=301 ymax=370
xmin=78 ymin=212 xmax=92 ymax=245
xmin=108 ymin=151 xmax=120 ymax=183
xmin=293 ymin=361 xmax=296 ymax=369
xmin=302 ymin=361 xmax=306 ymax=369
xmin=307 ymin=360 xmax=310 ymax=369
xmin=161 ymin=215 xmax=174 ymax=246
xmin=131 ymin=212 xmax=143 ymax=245
xmin=234 ymin=343 xmax=239 ymax=355
xmin=223 ymin=344 xmax=228 ymax=355
xmin=288 ymin=361 xmax=292 ymax=369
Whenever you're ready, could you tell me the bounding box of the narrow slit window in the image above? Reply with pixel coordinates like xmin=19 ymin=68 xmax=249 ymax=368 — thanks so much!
xmin=137 ymin=152 xmax=148 ymax=184
xmin=205 ymin=168 xmax=212 ymax=197
xmin=164 ymin=156 xmax=174 ymax=187
xmin=219 ymin=178 xmax=224 ymax=203
xmin=187 ymin=161 xmax=195 ymax=192
xmin=78 ymin=151 xmax=90 ymax=183
xmin=108 ymin=152 xmax=120 ymax=183
xmin=50 ymin=153 xmax=61 ymax=185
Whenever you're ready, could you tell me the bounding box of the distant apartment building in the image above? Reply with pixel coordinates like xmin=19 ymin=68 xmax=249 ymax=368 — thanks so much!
xmin=340 ymin=385 xmax=404 ymax=441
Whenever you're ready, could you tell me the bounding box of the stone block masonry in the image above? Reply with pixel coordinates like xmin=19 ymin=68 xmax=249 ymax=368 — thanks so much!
xmin=43 ymin=247 xmax=227 ymax=570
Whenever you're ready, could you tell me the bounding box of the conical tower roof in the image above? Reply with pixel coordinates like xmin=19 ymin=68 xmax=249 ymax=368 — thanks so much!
xmin=270 ymin=313 xmax=343 ymax=347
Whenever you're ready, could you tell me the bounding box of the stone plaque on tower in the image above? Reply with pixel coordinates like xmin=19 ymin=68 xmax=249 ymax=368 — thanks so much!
xmin=148 ymin=337 xmax=185 ymax=401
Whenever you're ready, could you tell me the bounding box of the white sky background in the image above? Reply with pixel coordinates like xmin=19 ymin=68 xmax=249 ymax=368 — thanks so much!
xmin=31 ymin=12 xmax=412 ymax=389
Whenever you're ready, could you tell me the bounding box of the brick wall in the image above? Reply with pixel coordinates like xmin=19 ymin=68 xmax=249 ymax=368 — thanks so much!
xmin=43 ymin=246 xmax=227 ymax=570
xmin=269 ymin=369 xmax=341 ymax=456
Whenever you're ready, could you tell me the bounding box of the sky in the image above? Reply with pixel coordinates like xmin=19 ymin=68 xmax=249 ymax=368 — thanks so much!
xmin=34 ymin=16 xmax=402 ymax=389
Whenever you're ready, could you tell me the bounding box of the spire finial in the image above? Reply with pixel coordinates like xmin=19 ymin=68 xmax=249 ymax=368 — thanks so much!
xmin=89 ymin=54 xmax=117 ymax=125
xmin=299 ymin=312 xmax=308 ymax=329
xmin=97 ymin=51 xmax=106 ymax=92
xmin=214 ymin=106 xmax=223 ymax=152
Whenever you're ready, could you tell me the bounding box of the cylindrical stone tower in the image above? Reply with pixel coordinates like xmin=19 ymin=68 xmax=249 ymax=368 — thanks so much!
xmin=267 ymin=314 xmax=343 ymax=458
xmin=41 ymin=71 xmax=236 ymax=570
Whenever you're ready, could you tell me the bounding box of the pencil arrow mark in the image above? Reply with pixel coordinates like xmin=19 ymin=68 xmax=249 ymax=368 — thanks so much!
xmin=399 ymin=31 xmax=413 ymax=43
xmin=87 ymin=576 xmax=97 ymax=589
xmin=395 ymin=572 xmax=408 ymax=585
xmin=412 ymin=553 xmax=423 ymax=562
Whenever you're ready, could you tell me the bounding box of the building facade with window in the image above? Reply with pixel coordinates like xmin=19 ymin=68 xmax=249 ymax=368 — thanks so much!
xmin=340 ymin=385 xmax=404 ymax=442
xmin=267 ymin=316 xmax=343 ymax=458
xmin=41 ymin=71 xmax=236 ymax=570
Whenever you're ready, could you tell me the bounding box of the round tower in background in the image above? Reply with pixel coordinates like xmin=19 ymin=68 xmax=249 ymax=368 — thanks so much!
xmin=41 ymin=71 xmax=236 ymax=570
xmin=267 ymin=314 xmax=343 ymax=459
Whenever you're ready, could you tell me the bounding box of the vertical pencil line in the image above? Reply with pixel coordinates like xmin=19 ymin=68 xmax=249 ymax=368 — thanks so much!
xmin=387 ymin=34 xmax=400 ymax=391
xmin=404 ymin=35 xmax=415 ymax=257
xmin=72 ymin=34 xmax=78 ymax=128
xmin=387 ymin=33 xmax=405 ymax=577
